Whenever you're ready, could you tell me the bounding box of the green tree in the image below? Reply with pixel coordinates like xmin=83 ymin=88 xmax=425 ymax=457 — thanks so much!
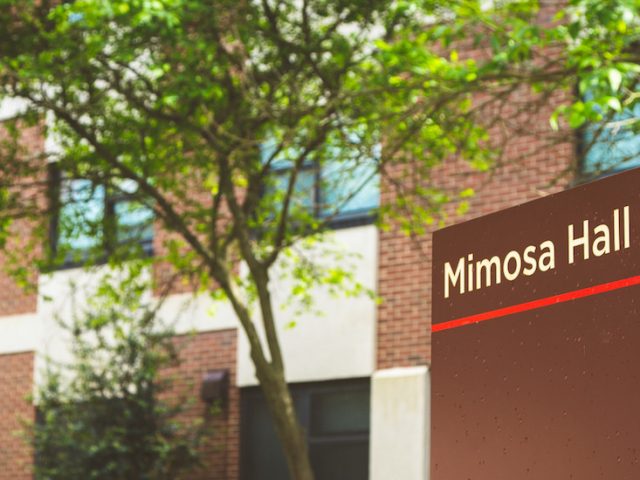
xmin=0 ymin=1 xmax=638 ymax=479
xmin=31 ymin=266 xmax=206 ymax=480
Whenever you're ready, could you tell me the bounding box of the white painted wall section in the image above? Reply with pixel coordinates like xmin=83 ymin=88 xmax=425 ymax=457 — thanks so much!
xmin=0 ymin=97 xmax=28 ymax=121
xmin=35 ymin=266 xmax=156 ymax=387
xmin=1 ymin=224 xmax=377 ymax=390
xmin=0 ymin=313 xmax=40 ymax=355
xmin=237 ymin=225 xmax=378 ymax=386
xmin=26 ymin=265 xmax=237 ymax=388
xmin=370 ymin=366 xmax=431 ymax=480
xmin=156 ymin=292 xmax=237 ymax=334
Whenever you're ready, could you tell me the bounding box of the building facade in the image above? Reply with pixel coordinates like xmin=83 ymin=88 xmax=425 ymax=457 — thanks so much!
xmin=0 ymin=47 xmax=593 ymax=480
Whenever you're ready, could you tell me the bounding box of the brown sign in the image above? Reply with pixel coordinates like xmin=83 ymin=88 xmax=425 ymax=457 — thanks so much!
xmin=431 ymin=168 xmax=640 ymax=478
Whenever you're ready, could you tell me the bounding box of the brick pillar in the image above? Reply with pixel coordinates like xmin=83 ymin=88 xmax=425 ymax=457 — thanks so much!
xmin=169 ymin=329 xmax=240 ymax=480
xmin=0 ymin=351 xmax=34 ymax=480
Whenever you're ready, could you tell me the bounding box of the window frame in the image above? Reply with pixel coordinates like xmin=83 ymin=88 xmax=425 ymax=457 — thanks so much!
xmin=240 ymin=378 xmax=371 ymax=480
xmin=576 ymin=83 xmax=640 ymax=184
xmin=47 ymin=163 xmax=154 ymax=269
xmin=267 ymin=158 xmax=379 ymax=231
xmin=578 ymin=122 xmax=640 ymax=183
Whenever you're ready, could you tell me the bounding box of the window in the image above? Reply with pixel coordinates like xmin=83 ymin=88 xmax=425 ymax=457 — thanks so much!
xmin=320 ymin=155 xmax=380 ymax=222
xmin=581 ymin=93 xmax=640 ymax=178
xmin=49 ymin=164 xmax=154 ymax=266
xmin=263 ymin=139 xmax=380 ymax=228
xmin=241 ymin=379 xmax=370 ymax=480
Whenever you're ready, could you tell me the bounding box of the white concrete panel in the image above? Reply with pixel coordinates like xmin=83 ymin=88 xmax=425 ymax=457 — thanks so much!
xmin=370 ymin=366 xmax=430 ymax=480
xmin=0 ymin=97 xmax=28 ymax=121
xmin=38 ymin=265 xmax=148 ymax=322
xmin=35 ymin=266 xmax=152 ymax=387
xmin=37 ymin=266 xmax=239 ymax=338
xmin=156 ymin=292 xmax=237 ymax=334
xmin=2 ymin=223 xmax=377 ymax=389
xmin=0 ymin=313 xmax=40 ymax=355
xmin=237 ymin=225 xmax=378 ymax=386
xmin=34 ymin=265 xmax=238 ymax=388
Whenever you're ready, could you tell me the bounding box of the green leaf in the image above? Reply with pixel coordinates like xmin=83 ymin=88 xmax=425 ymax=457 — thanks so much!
xmin=605 ymin=96 xmax=622 ymax=112
xmin=456 ymin=200 xmax=469 ymax=215
xmin=549 ymin=111 xmax=560 ymax=131
xmin=116 ymin=3 xmax=130 ymax=15
xmin=568 ymin=111 xmax=586 ymax=129
xmin=459 ymin=188 xmax=475 ymax=198
xmin=608 ymin=69 xmax=622 ymax=92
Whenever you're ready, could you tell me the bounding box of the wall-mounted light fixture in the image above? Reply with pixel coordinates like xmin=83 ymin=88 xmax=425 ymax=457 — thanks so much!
xmin=200 ymin=369 xmax=229 ymax=408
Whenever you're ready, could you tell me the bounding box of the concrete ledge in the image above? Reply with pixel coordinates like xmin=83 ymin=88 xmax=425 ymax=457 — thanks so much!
xmin=370 ymin=365 xmax=430 ymax=480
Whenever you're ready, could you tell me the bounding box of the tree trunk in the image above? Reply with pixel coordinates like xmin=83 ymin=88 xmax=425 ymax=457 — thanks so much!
xmin=254 ymin=359 xmax=315 ymax=480
xmin=215 ymin=271 xmax=315 ymax=480
xmin=249 ymin=266 xmax=315 ymax=480
xmin=207 ymin=190 xmax=316 ymax=480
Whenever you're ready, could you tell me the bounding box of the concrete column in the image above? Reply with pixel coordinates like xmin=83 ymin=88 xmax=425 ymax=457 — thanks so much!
xmin=370 ymin=366 xmax=430 ymax=480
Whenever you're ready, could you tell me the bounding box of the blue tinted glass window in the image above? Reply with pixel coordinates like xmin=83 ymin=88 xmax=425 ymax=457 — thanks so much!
xmin=263 ymin=138 xmax=380 ymax=225
xmin=583 ymin=99 xmax=640 ymax=175
xmin=59 ymin=179 xmax=105 ymax=252
xmin=54 ymin=174 xmax=154 ymax=261
xmin=114 ymin=200 xmax=154 ymax=246
xmin=271 ymin=167 xmax=317 ymax=213
xmin=113 ymin=179 xmax=154 ymax=248
xmin=321 ymin=158 xmax=379 ymax=219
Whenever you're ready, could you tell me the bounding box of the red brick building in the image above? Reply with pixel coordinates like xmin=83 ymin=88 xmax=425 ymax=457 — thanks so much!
xmin=0 ymin=81 xmax=584 ymax=480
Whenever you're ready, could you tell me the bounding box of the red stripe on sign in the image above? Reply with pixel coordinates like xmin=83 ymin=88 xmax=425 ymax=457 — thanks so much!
xmin=432 ymin=274 xmax=640 ymax=333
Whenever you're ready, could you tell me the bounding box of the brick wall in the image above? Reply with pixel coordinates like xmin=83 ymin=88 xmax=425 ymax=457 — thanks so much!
xmin=0 ymin=122 xmax=42 ymax=479
xmin=0 ymin=117 xmax=242 ymax=479
xmin=0 ymin=351 xmax=34 ymax=480
xmin=0 ymin=236 xmax=38 ymax=315
xmin=377 ymin=85 xmax=576 ymax=369
xmin=0 ymin=5 xmax=579 ymax=476
xmin=168 ymin=329 xmax=240 ymax=480
xmin=0 ymin=328 xmax=240 ymax=480
xmin=0 ymin=122 xmax=44 ymax=316
xmin=151 ymin=168 xmax=222 ymax=297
